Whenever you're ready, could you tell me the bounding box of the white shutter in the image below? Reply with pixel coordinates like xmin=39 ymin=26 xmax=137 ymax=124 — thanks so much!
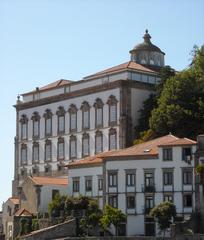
xmin=70 ymin=113 xmax=76 ymax=131
xmin=58 ymin=116 xmax=64 ymax=132
xmin=83 ymin=111 xmax=89 ymax=128
xmin=58 ymin=142 xmax=64 ymax=159
xmin=33 ymin=121 xmax=39 ymax=137
xmin=70 ymin=140 xmax=76 ymax=158
xmin=96 ymin=108 xmax=102 ymax=126
xmin=110 ymin=134 xmax=116 ymax=150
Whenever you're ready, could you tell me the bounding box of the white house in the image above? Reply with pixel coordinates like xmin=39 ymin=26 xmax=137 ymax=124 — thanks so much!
xmin=13 ymin=30 xmax=165 ymax=196
xmin=67 ymin=134 xmax=197 ymax=236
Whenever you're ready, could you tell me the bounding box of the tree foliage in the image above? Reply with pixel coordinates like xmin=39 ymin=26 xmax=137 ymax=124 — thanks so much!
xmin=100 ymin=205 xmax=126 ymax=236
xmin=150 ymin=201 xmax=176 ymax=238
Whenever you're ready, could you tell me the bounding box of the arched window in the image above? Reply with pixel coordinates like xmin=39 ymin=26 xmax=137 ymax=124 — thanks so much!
xmin=20 ymin=115 xmax=28 ymax=140
xmin=107 ymin=95 xmax=118 ymax=126
xmin=31 ymin=112 xmax=40 ymax=139
xmin=45 ymin=139 xmax=52 ymax=162
xmin=32 ymin=142 xmax=39 ymax=164
xmin=43 ymin=109 xmax=53 ymax=137
xmin=81 ymin=101 xmax=90 ymax=130
xmin=82 ymin=132 xmax=89 ymax=157
xmin=109 ymin=128 xmax=117 ymax=150
xmin=94 ymin=98 xmax=104 ymax=128
xmin=56 ymin=106 xmax=65 ymax=134
xmin=57 ymin=137 xmax=64 ymax=160
xmin=21 ymin=144 xmax=27 ymax=165
xmin=70 ymin=135 xmax=77 ymax=159
xmin=68 ymin=104 xmax=77 ymax=133
xmin=95 ymin=130 xmax=103 ymax=154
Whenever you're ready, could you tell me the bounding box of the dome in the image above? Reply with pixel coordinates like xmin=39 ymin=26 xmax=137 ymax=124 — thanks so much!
xmin=130 ymin=30 xmax=165 ymax=67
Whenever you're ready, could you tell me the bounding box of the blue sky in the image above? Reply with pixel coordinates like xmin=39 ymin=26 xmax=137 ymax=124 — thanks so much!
xmin=0 ymin=0 xmax=203 ymax=208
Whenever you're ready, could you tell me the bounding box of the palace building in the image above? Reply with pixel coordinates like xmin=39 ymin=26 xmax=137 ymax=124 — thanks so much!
xmin=13 ymin=30 xmax=165 ymax=195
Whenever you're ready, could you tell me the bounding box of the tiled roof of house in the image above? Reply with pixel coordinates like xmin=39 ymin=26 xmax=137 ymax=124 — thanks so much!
xmin=15 ymin=208 xmax=32 ymax=217
xmin=31 ymin=176 xmax=68 ymax=186
xmin=9 ymin=197 xmax=19 ymax=205
xmin=22 ymin=79 xmax=72 ymax=96
xmin=158 ymin=138 xmax=196 ymax=147
xmin=68 ymin=134 xmax=187 ymax=168
xmin=84 ymin=61 xmax=157 ymax=79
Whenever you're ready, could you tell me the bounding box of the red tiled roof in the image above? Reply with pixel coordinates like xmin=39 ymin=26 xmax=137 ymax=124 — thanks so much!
xmin=15 ymin=208 xmax=32 ymax=217
xmin=31 ymin=176 xmax=68 ymax=186
xmin=68 ymin=134 xmax=185 ymax=168
xmin=158 ymin=138 xmax=196 ymax=147
xmin=22 ymin=79 xmax=72 ymax=96
xmin=84 ymin=61 xmax=157 ymax=79
xmin=9 ymin=197 xmax=19 ymax=205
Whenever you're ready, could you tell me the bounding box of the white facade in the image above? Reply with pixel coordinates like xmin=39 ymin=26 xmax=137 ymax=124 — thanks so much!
xmin=67 ymin=136 xmax=197 ymax=236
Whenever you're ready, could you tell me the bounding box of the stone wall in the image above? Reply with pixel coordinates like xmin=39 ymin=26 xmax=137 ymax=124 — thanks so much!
xmin=19 ymin=219 xmax=76 ymax=240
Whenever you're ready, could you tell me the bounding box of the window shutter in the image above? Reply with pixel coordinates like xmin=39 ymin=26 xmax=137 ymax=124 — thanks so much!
xmin=70 ymin=113 xmax=76 ymax=130
xmin=70 ymin=140 xmax=76 ymax=158
xmin=58 ymin=116 xmax=64 ymax=132
xmin=110 ymin=105 xmax=116 ymax=123
xmin=110 ymin=134 xmax=116 ymax=150
xmin=96 ymin=135 xmax=102 ymax=153
xmin=96 ymin=108 xmax=102 ymax=126
xmin=83 ymin=138 xmax=89 ymax=156
xmin=33 ymin=121 xmax=39 ymax=137
xmin=33 ymin=145 xmax=39 ymax=162
xmin=58 ymin=142 xmax=64 ymax=159
xmin=83 ymin=111 xmax=89 ymax=128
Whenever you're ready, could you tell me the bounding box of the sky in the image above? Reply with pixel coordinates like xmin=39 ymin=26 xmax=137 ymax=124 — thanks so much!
xmin=0 ymin=0 xmax=203 ymax=209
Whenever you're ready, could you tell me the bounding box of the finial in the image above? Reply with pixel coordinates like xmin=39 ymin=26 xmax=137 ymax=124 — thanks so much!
xmin=145 ymin=29 xmax=148 ymax=34
xmin=143 ymin=29 xmax=151 ymax=43
xmin=17 ymin=94 xmax=20 ymax=101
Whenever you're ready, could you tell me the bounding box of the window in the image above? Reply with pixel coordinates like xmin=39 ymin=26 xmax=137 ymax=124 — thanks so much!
xmin=21 ymin=144 xmax=27 ymax=165
xmin=127 ymin=196 xmax=135 ymax=209
xmin=45 ymin=140 xmax=52 ymax=161
xmin=70 ymin=135 xmax=77 ymax=159
xmin=57 ymin=138 xmax=64 ymax=160
xmin=69 ymin=104 xmax=77 ymax=132
xmin=31 ymin=112 xmax=40 ymax=138
xmin=56 ymin=106 xmax=65 ymax=134
xmin=45 ymin=165 xmax=51 ymax=174
xmin=32 ymin=167 xmax=39 ymax=175
xmin=163 ymin=148 xmax=172 ymax=161
xmin=21 ymin=168 xmax=27 ymax=177
xmin=33 ymin=142 xmax=39 ymax=163
xmin=73 ymin=178 xmax=80 ymax=192
xmin=183 ymin=170 xmax=192 ymax=184
xmin=43 ymin=109 xmax=53 ymax=136
xmin=145 ymin=172 xmax=154 ymax=187
xmin=126 ymin=172 xmax=135 ymax=186
xmin=108 ymin=195 xmax=118 ymax=208
xmin=163 ymin=171 xmax=173 ymax=185
xmin=108 ymin=172 xmax=117 ymax=187
xmin=81 ymin=101 xmax=90 ymax=130
xmin=164 ymin=194 xmax=173 ymax=202
xmin=20 ymin=115 xmax=28 ymax=140
xmin=82 ymin=133 xmax=89 ymax=157
xmin=95 ymin=131 xmax=103 ymax=154
xmin=52 ymin=189 xmax=59 ymax=200
xmin=107 ymin=95 xmax=118 ymax=126
xmin=94 ymin=98 xmax=103 ymax=128
xmin=183 ymin=194 xmax=192 ymax=207
xmin=85 ymin=178 xmax=92 ymax=192
xmin=145 ymin=196 xmax=154 ymax=214
xmin=109 ymin=128 xmax=117 ymax=150
xmin=182 ymin=147 xmax=192 ymax=161
xmin=98 ymin=178 xmax=103 ymax=191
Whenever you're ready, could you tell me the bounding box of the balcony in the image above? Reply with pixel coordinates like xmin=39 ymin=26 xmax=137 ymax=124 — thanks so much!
xmin=142 ymin=184 xmax=156 ymax=193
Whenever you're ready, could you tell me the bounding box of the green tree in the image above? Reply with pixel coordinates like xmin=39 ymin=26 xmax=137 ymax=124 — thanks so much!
xmin=100 ymin=205 xmax=126 ymax=236
xmin=150 ymin=201 xmax=176 ymax=239
xmin=150 ymin=45 xmax=204 ymax=139
xmin=48 ymin=194 xmax=67 ymax=217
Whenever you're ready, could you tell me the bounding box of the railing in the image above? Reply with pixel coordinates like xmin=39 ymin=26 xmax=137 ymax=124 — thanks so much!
xmin=142 ymin=184 xmax=156 ymax=192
